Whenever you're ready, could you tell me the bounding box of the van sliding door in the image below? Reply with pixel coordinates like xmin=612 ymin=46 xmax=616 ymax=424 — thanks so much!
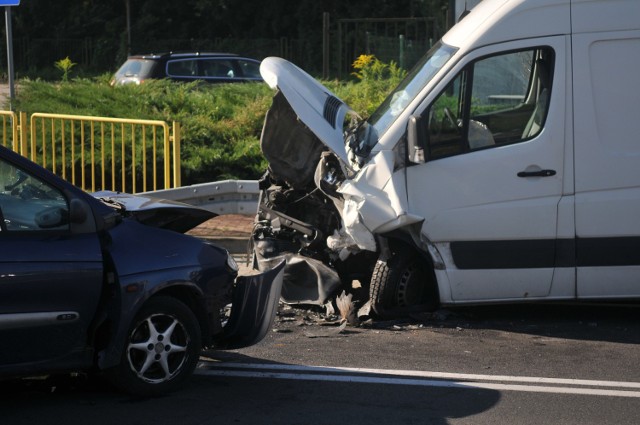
xmin=573 ymin=30 xmax=640 ymax=298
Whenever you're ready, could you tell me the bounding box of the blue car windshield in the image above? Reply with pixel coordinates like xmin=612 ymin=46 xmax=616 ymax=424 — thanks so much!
xmin=359 ymin=41 xmax=457 ymax=151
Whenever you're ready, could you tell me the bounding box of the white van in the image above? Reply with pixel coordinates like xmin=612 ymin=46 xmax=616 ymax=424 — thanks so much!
xmin=252 ymin=0 xmax=640 ymax=317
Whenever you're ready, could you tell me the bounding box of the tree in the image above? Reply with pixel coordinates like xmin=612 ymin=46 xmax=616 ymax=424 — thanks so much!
xmin=5 ymin=0 xmax=449 ymax=75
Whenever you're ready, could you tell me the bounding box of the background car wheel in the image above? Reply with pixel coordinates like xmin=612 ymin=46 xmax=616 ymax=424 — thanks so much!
xmin=106 ymin=296 xmax=201 ymax=396
xmin=369 ymin=245 xmax=438 ymax=319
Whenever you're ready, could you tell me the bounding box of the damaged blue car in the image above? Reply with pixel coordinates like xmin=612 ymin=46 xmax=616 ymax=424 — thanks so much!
xmin=0 ymin=145 xmax=283 ymax=396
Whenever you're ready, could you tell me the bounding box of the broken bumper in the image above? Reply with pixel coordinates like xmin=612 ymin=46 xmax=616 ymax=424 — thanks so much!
xmin=214 ymin=261 xmax=285 ymax=349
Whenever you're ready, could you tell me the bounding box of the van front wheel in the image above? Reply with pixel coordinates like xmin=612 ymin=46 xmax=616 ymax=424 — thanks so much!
xmin=369 ymin=247 xmax=438 ymax=318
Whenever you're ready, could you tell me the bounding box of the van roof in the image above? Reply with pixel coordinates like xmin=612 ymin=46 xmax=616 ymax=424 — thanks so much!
xmin=444 ymin=0 xmax=639 ymax=51
xmin=443 ymin=0 xmax=570 ymax=50
xmin=571 ymin=0 xmax=640 ymax=34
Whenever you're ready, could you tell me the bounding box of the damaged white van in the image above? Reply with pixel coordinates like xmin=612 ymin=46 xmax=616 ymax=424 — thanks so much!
xmin=252 ymin=0 xmax=640 ymax=317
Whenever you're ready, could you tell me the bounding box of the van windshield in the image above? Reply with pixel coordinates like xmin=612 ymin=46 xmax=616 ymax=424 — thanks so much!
xmin=359 ymin=41 xmax=457 ymax=151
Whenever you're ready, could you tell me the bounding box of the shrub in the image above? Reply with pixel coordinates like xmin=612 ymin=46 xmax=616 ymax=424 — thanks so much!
xmin=14 ymin=58 xmax=404 ymax=185
xmin=328 ymin=55 xmax=407 ymax=118
xmin=54 ymin=57 xmax=77 ymax=82
xmin=15 ymin=78 xmax=273 ymax=184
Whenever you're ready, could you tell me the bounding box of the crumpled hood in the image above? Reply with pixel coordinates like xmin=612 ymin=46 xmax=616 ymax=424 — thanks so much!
xmin=260 ymin=57 xmax=357 ymax=168
xmin=93 ymin=191 xmax=216 ymax=234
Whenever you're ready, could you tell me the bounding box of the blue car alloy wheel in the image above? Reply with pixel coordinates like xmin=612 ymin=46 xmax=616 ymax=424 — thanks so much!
xmin=106 ymin=296 xmax=202 ymax=396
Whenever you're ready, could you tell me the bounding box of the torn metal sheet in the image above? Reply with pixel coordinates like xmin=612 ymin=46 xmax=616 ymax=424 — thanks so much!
xmin=253 ymin=243 xmax=341 ymax=305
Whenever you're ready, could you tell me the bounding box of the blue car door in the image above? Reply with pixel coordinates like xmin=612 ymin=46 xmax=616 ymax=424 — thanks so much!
xmin=0 ymin=154 xmax=103 ymax=368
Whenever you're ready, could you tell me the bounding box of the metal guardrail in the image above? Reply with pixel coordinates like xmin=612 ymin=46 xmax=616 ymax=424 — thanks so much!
xmin=147 ymin=179 xmax=260 ymax=215
xmin=1 ymin=111 xmax=181 ymax=194
xmin=1 ymin=110 xmax=259 ymax=215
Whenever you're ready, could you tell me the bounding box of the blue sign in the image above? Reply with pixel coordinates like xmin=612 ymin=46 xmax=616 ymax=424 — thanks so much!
xmin=0 ymin=1 xmax=20 ymax=5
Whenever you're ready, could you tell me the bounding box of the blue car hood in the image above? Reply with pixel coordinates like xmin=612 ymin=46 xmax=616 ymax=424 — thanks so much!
xmin=92 ymin=191 xmax=216 ymax=234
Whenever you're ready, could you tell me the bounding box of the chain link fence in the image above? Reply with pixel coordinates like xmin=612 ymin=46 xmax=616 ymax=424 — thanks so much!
xmin=332 ymin=17 xmax=443 ymax=78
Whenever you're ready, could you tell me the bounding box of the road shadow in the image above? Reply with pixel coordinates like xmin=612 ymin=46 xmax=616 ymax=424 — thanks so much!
xmin=383 ymin=302 xmax=640 ymax=345
xmin=199 ymin=352 xmax=504 ymax=425
xmin=0 ymin=362 xmax=501 ymax=425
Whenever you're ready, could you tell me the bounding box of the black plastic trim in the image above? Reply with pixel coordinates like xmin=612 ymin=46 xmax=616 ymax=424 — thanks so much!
xmin=450 ymin=237 xmax=640 ymax=269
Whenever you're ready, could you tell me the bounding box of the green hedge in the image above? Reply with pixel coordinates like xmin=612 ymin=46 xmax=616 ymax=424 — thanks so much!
xmin=14 ymin=66 xmax=403 ymax=185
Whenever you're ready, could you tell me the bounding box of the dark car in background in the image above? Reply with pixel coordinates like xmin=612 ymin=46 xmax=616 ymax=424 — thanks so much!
xmin=111 ymin=52 xmax=263 ymax=85
xmin=0 ymin=145 xmax=283 ymax=396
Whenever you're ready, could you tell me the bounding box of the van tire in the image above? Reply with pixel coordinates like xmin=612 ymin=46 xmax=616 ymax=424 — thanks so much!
xmin=369 ymin=246 xmax=438 ymax=319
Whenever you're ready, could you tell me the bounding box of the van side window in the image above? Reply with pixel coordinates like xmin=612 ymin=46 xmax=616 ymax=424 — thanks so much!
xmin=428 ymin=73 xmax=465 ymax=158
xmin=425 ymin=47 xmax=554 ymax=160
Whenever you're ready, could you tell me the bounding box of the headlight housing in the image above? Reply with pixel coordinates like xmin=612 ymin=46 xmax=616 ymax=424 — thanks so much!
xmin=226 ymin=251 xmax=239 ymax=272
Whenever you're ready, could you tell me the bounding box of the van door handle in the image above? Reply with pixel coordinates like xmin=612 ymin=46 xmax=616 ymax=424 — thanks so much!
xmin=517 ymin=169 xmax=556 ymax=178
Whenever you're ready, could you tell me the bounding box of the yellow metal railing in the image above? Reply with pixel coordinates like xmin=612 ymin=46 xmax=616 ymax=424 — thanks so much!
xmin=1 ymin=111 xmax=181 ymax=193
xmin=0 ymin=110 xmax=20 ymax=153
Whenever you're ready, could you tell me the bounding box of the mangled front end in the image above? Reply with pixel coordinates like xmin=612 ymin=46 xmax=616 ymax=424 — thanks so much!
xmin=252 ymin=58 xmax=435 ymax=314
xmin=252 ymin=91 xmax=373 ymax=305
xmin=251 ymin=59 xmax=381 ymax=307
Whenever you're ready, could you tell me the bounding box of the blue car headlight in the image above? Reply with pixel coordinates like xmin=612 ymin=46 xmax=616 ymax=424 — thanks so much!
xmin=226 ymin=251 xmax=239 ymax=272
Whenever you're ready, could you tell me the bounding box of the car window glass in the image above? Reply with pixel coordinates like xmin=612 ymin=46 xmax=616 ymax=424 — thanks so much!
xmin=115 ymin=59 xmax=155 ymax=79
xmin=200 ymin=59 xmax=236 ymax=78
xmin=427 ymin=73 xmax=465 ymax=158
xmin=0 ymin=159 xmax=69 ymax=232
xmin=237 ymin=60 xmax=261 ymax=79
xmin=120 ymin=60 xmax=140 ymax=76
xmin=166 ymin=60 xmax=198 ymax=77
xmin=425 ymin=47 xmax=553 ymax=160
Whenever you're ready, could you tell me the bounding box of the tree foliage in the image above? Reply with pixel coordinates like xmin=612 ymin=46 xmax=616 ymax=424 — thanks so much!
xmin=5 ymin=0 xmax=448 ymax=74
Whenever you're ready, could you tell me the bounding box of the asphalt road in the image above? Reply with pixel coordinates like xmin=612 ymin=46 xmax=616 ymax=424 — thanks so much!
xmin=1 ymin=302 xmax=639 ymax=424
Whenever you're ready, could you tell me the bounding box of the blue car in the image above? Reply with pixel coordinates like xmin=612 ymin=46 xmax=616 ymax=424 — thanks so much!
xmin=0 ymin=145 xmax=283 ymax=395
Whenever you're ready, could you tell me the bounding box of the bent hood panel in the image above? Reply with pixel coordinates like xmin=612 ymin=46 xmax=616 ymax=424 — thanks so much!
xmin=93 ymin=191 xmax=216 ymax=233
xmin=260 ymin=57 xmax=355 ymax=166
xmin=260 ymin=91 xmax=328 ymax=188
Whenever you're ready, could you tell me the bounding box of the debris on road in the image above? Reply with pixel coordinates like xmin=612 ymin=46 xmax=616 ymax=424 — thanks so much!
xmin=303 ymin=321 xmax=348 ymax=338
xmin=336 ymin=290 xmax=358 ymax=325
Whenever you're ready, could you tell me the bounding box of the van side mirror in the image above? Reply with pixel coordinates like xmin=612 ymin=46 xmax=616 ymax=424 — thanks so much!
xmin=407 ymin=115 xmax=427 ymax=164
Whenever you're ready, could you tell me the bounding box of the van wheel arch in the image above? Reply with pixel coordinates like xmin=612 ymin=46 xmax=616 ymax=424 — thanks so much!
xmin=369 ymin=239 xmax=439 ymax=319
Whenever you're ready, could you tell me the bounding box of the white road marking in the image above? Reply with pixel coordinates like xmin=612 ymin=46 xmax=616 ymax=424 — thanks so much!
xmin=196 ymin=362 xmax=640 ymax=398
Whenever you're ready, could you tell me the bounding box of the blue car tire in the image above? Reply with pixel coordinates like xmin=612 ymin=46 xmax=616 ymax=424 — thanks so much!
xmin=106 ymin=296 xmax=202 ymax=396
